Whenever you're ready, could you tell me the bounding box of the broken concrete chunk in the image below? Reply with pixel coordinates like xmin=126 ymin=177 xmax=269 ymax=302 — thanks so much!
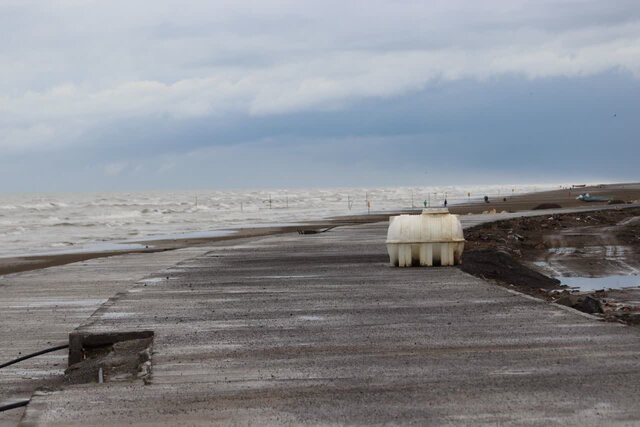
xmin=555 ymin=294 xmax=603 ymax=314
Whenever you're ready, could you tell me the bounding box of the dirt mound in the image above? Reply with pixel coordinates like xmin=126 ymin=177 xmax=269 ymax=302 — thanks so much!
xmin=463 ymin=206 xmax=640 ymax=323
xmin=460 ymin=249 xmax=561 ymax=293
xmin=464 ymin=207 xmax=640 ymax=256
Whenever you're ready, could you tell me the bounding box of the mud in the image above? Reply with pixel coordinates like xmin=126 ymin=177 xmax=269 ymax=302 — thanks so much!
xmin=461 ymin=207 xmax=640 ymax=322
xmin=460 ymin=250 xmax=560 ymax=298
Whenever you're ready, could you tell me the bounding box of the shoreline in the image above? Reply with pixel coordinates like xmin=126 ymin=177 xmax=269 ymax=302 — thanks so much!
xmin=0 ymin=212 xmax=420 ymax=276
xmin=1 ymin=182 xmax=639 ymax=277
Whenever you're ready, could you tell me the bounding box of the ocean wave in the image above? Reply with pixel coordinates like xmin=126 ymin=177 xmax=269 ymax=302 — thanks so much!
xmin=50 ymin=242 xmax=75 ymax=247
xmin=19 ymin=202 xmax=69 ymax=210
xmin=0 ymin=184 xmax=563 ymax=257
xmin=52 ymin=222 xmax=94 ymax=228
xmin=0 ymin=226 xmax=28 ymax=236
xmin=89 ymin=211 xmax=144 ymax=221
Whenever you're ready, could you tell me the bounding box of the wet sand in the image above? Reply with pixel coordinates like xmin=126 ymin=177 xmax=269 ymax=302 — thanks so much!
xmin=1 ymin=182 xmax=638 ymax=278
xmin=0 ymin=226 xmax=328 ymax=276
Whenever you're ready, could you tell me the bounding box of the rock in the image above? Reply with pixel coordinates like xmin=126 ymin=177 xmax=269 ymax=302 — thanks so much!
xmin=555 ymin=294 xmax=603 ymax=314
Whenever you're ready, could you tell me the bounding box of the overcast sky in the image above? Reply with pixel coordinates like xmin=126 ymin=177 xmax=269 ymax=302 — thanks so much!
xmin=1 ymin=0 xmax=639 ymax=192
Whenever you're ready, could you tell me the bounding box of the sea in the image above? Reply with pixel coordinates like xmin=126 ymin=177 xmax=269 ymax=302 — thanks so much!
xmin=0 ymin=184 xmax=559 ymax=258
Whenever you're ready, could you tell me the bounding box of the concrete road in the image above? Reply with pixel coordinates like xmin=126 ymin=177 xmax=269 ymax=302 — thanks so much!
xmin=0 ymin=247 xmax=217 ymax=426
xmin=19 ymin=222 xmax=640 ymax=426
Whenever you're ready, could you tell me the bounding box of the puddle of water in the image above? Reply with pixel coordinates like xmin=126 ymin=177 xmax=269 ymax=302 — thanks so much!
xmin=548 ymin=247 xmax=576 ymax=255
xmin=138 ymin=277 xmax=167 ymax=284
xmin=558 ymin=274 xmax=640 ymax=291
xmin=253 ymin=275 xmax=321 ymax=279
xmin=5 ymin=242 xmax=148 ymax=258
xmin=13 ymin=369 xmax=66 ymax=377
xmin=133 ymin=229 xmax=236 ymax=242
xmin=101 ymin=312 xmax=135 ymax=319
xmin=534 ymin=246 xmax=640 ymax=290
xmin=8 ymin=298 xmax=105 ymax=308
xmin=297 ymin=315 xmax=325 ymax=321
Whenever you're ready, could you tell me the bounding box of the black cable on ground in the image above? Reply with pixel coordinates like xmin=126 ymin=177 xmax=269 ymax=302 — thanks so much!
xmin=321 ymin=225 xmax=338 ymax=233
xmin=0 ymin=344 xmax=69 ymax=369
xmin=0 ymin=400 xmax=30 ymax=412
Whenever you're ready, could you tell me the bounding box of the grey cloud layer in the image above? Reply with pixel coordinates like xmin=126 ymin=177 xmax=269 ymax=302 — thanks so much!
xmin=0 ymin=0 xmax=639 ymax=190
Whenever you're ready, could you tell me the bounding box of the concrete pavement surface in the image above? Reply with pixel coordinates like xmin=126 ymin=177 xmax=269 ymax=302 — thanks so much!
xmin=17 ymin=221 xmax=640 ymax=426
xmin=0 ymin=246 xmax=218 ymax=426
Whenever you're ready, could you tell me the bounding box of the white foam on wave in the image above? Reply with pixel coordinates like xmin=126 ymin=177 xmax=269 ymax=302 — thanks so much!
xmin=0 ymin=184 xmax=565 ymax=257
